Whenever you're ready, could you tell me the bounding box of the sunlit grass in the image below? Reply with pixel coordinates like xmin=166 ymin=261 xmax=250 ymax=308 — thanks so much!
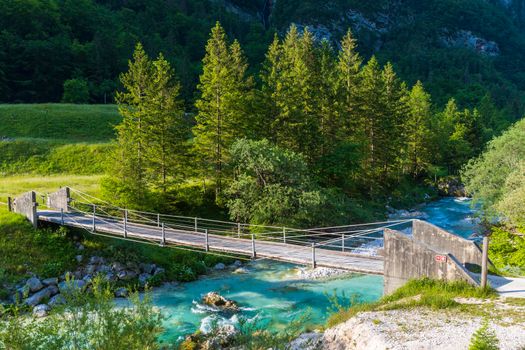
xmin=0 ymin=174 xmax=103 ymax=201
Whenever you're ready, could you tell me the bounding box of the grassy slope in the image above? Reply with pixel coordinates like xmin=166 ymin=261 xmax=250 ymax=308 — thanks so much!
xmin=0 ymin=104 xmax=120 ymax=142
xmin=327 ymin=278 xmax=497 ymax=328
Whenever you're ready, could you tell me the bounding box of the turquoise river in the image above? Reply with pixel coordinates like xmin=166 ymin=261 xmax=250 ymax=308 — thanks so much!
xmin=139 ymin=197 xmax=481 ymax=343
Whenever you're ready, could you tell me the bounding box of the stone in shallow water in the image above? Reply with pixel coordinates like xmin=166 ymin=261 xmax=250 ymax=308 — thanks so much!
xmin=201 ymin=292 xmax=238 ymax=312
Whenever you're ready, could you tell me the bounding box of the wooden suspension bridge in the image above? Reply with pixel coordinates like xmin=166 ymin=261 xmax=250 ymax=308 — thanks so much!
xmin=6 ymin=187 xmax=488 ymax=291
xmin=6 ymin=187 xmax=417 ymax=275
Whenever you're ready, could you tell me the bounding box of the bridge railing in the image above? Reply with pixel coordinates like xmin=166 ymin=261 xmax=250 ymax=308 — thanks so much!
xmin=43 ymin=188 xmax=414 ymax=261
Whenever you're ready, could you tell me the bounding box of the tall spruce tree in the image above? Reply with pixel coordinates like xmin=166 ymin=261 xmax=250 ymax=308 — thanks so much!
xmin=193 ymin=22 xmax=252 ymax=200
xmin=404 ymin=81 xmax=432 ymax=178
xmin=110 ymin=42 xmax=154 ymax=205
xmin=267 ymin=25 xmax=321 ymax=161
xmin=144 ymin=54 xmax=187 ymax=194
xmin=336 ymin=29 xmax=362 ymax=138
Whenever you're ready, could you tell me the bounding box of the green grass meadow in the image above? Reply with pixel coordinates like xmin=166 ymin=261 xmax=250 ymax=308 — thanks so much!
xmin=0 ymin=104 xmax=119 ymax=142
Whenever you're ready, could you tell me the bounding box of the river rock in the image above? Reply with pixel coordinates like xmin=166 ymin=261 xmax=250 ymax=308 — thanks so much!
xmin=85 ymin=264 xmax=97 ymax=275
xmin=202 ymin=292 xmax=238 ymax=312
xmin=111 ymin=262 xmax=126 ymax=272
xmin=33 ymin=304 xmax=51 ymax=318
xmin=59 ymin=280 xmax=86 ymax=294
xmin=89 ymin=256 xmax=105 ymax=265
xmin=233 ymin=267 xmax=250 ymax=274
xmin=230 ymin=260 xmax=242 ymax=268
xmin=138 ymin=273 xmax=151 ymax=286
xmin=214 ymin=263 xmax=226 ymax=270
xmin=42 ymin=277 xmax=58 ymax=286
xmin=25 ymin=277 xmax=44 ymax=293
xmin=49 ymin=294 xmax=66 ymax=307
xmin=105 ymin=272 xmax=117 ymax=282
xmin=25 ymin=286 xmax=58 ymax=307
xmin=139 ymin=263 xmax=156 ymax=274
xmin=97 ymin=264 xmax=111 ymax=273
xmin=153 ymin=267 xmax=165 ymax=276
xmin=75 ymin=255 xmax=83 ymax=263
xmin=115 ymin=287 xmax=129 ymax=298
xmin=289 ymin=332 xmax=323 ymax=350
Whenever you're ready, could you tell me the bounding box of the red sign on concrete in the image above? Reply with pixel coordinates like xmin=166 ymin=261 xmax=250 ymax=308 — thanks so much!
xmin=435 ymin=255 xmax=447 ymax=262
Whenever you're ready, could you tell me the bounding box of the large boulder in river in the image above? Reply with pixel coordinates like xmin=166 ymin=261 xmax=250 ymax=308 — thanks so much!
xmin=202 ymin=292 xmax=238 ymax=312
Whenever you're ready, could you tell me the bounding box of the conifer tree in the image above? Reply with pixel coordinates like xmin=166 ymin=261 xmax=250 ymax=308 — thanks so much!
xmin=144 ymin=54 xmax=187 ymax=194
xmin=336 ymin=29 xmax=362 ymax=137
xmin=193 ymin=22 xmax=252 ymax=199
xmin=110 ymin=42 xmax=154 ymax=205
xmin=357 ymin=56 xmax=384 ymax=191
xmin=404 ymin=81 xmax=432 ymax=178
xmin=268 ymin=25 xmax=320 ymax=161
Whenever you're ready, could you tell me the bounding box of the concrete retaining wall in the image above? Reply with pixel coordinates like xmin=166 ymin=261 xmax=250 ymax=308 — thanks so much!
xmin=13 ymin=191 xmax=38 ymax=228
xmin=47 ymin=187 xmax=70 ymax=212
xmin=412 ymin=220 xmax=483 ymax=267
xmin=384 ymin=228 xmax=478 ymax=294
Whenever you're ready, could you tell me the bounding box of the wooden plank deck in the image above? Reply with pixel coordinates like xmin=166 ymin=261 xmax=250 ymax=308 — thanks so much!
xmin=37 ymin=210 xmax=384 ymax=275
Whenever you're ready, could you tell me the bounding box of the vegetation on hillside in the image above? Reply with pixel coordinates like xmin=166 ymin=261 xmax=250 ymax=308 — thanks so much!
xmin=105 ymin=23 xmax=501 ymax=227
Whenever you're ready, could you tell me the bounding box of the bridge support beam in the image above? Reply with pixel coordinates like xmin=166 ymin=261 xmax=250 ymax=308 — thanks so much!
xmin=383 ymin=228 xmax=479 ymax=295
xmin=47 ymin=187 xmax=70 ymax=212
xmin=13 ymin=191 xmax=38 ymax=228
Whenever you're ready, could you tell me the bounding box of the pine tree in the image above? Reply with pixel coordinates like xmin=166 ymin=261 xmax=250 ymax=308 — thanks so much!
xmin=404 ymin=81 xmax=433 ymax=178
xmin=380 ymin=62 xmax=408 ymax=182
xmin=357 ymin=56 xmax=384 ymax=191
xmin=143 ymin=53 xmax=187 ymax=194
xmin=111 ymin=42 xmax=154 ymax=205
xmin=259 ymin=34 xmax=283 ymax=142
xmin=316 ymin=40 xmax=340 ymax=157
xmin=268 ymin=25 xmax=321 ymax=161
xmin=336 ymin=29 xmax=362 ymax=137
xmin=193 ymin=22 xmax=252 ymax=199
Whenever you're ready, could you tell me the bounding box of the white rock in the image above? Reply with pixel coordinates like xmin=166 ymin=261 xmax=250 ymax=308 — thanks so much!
xmin=33 ymin=304 xmax=51 ymax=318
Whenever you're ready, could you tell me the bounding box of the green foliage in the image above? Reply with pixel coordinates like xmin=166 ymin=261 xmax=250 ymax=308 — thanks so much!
xmin=0 ymin=208 xmax=76 ymax=283
xmin=462 ymin=118 xmax=525 ymax=225
xmin=0 ymin=104 xmax=119 ymax=142
xmin=0 ymin=277 xmax=164 ymax=349
xmin=62 ymin=78 xmax=90 ymax=104
xmin=469 ymin=319 xmax=500 ymax=350
xmin=488 ymin=226 xmax=525 ymax=276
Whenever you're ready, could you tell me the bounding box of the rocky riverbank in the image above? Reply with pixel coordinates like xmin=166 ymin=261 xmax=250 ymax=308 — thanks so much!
xmin=291 ymin=298 xmax=525 ymax=350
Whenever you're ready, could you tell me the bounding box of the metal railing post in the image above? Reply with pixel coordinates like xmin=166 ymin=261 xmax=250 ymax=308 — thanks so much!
xmin=251 ymin=234 xmax=256 ymax=259
xmin=311 ymin=243 xmax=316 ymax=269
xmin=205 ymin=229 xmax=209 ymax=252
xmin=157 ymin=213 xmax=160 ymax=228
xmin=237 ymin=223 xmax=241 ymax=238
xmin=60 ymin=208 xmax=64 ymax=225
xmin=194 ymin=217 xmax=198 ymax=232
xmin=92 ymin=204 xmax=96 ymax=232
xmin=161 ymin=223 xmax=166 ymax=246
xmin=283 ymin=227 xmax=286 ymax=244
xmin=124 ymin=209 xmax=128 ymax=238
xmin=7 ymin=197 xmax=12 ymax=212
xmin=342 ymin=234 xmax=345 ymax=252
